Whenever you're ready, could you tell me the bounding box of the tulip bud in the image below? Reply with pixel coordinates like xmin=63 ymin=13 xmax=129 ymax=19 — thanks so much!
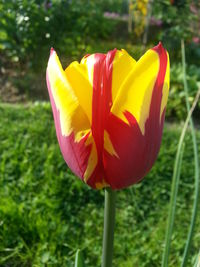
xmin=46 ymin=43 xmax=170 ymax=189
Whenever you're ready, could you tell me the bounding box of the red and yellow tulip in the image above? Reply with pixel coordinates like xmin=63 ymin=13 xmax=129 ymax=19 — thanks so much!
xmin=46 ymin=43 xmax=170 ymax=190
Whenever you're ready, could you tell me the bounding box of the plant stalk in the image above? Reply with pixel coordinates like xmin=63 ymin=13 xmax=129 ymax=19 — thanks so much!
xmin=162 ymin=142 xmax=184 ymax=267
xmin=181 ymin=39 xmax=200 ymax=267
xmin=194 ymin=249 xmax=200 ymax=267
xmin=101 ymin=187 xmax=116 ymax=267
xmin=162 ymin=86 xmax=200 ymax=267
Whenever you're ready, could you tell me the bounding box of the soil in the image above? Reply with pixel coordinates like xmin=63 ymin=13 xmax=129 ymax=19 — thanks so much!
xmin=0 ymin=54 xmax=48 ymax=103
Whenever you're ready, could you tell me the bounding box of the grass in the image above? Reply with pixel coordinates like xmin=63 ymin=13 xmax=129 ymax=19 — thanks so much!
xmin=0 ymin=103 xmax=200 ymax=267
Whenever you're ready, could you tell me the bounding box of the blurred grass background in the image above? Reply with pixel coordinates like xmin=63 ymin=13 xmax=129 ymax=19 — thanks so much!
xmin=0 ymin=103 xmax=200 ymax=266
xmin=0 ymin=0 xmax=200 ymax=266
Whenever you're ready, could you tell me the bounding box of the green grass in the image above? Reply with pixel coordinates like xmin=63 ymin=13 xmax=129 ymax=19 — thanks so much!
xmin=0 ymin=103 xmax=199 ymax=267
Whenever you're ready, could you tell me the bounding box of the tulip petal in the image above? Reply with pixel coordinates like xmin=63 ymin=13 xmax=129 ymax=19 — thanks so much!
xmin=46 ymin=49 xmax=96 ymax=180
xmin=47 ymin=49 xmax=90 ymax=138
xmin=65 ymin=55 xmax=95 ymax=124
xmin=103 ymin=43 xmax=169 ymax=189
xmin=83 ymin=133 xmax=98 ymax=182
xmin=111 ymin=43 xmax=169 ymax=135
xmin=111 ymin=49 xmax=136 ymax=102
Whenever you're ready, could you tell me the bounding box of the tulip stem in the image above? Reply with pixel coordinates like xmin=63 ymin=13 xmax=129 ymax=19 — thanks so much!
xmin=101 ymin=187 xmax=116 ymax=267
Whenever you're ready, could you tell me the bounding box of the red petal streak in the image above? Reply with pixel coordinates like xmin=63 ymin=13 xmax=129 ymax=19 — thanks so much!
xmin=87 ymin=49 xmax=117 ymax=187
xmin=50 ymin=47 xmax=55 ymax=56
xmin=103 ymin=43 xmax=168 ymax=189
xmin=46 ymin=72 xmax=92 ymax=180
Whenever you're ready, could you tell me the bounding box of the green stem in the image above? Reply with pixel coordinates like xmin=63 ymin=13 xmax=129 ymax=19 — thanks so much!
xmin=101 ymin=187 xmax=116 ymax=267
xmin=162 ymin=142 xmax=184 ymax=267
xmin=181 ymin=39 xmax=200 ymax=267
xmin=194 ymin=249 xmax=200 ymax=267
xmin=193 ymin=250 xmax=200 ymax=267
xmin=161 ymin=86 xmax=200 ymax=267
xmin=75 ymin=249 xmax=85 ymax=267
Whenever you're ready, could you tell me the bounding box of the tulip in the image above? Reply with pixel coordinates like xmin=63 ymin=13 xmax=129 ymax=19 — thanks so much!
xmin=46 ymin=43 xmax=170 ymax=190
xmin=46 ymin=43 xmax=170 ymax=267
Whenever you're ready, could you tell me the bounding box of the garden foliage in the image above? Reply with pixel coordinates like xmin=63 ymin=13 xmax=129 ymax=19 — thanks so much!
xmin=1 ymin=1 xmax=200 ymax=120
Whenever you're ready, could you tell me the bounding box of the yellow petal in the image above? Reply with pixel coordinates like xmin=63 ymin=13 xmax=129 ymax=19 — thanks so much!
xmin=112 ymin=49 xmax=136 ymax=102
xmin=111 ymin=48 xmax=161 ymax=135
xmin=65 ymin=55 xmax=95 ymax=124
xmin=47 ymin=49 xmax=90 ymax=138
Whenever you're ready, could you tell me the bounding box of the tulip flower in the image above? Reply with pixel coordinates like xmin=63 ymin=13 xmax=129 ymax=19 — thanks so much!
xmin=46 ymin=43 xmax=170 ymax=190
